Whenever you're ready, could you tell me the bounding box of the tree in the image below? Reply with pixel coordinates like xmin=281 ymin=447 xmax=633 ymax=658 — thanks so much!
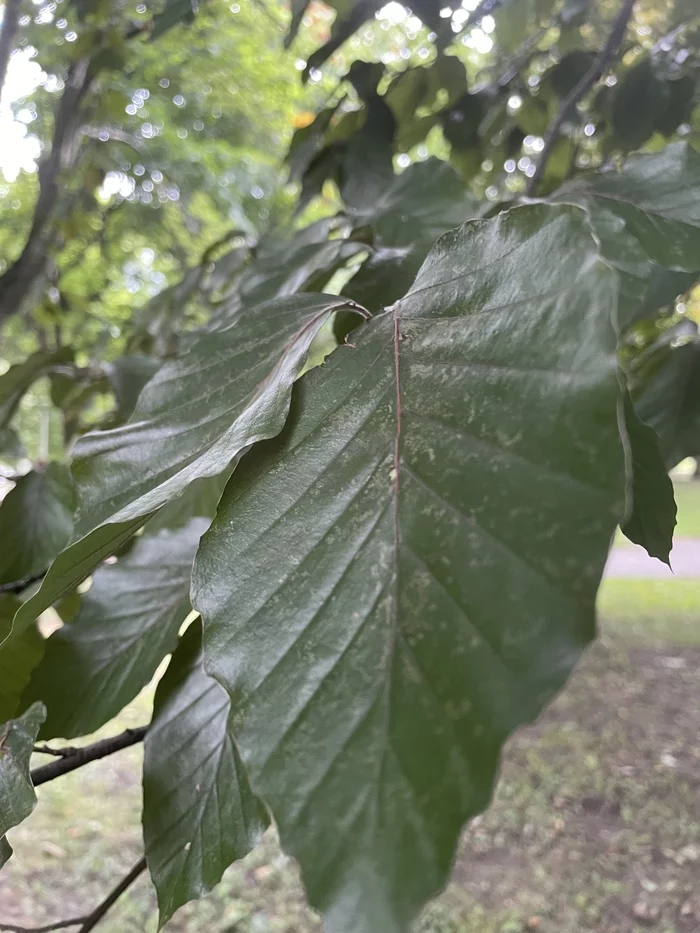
xmin=1 ymin=0 xmax=699 ymax=931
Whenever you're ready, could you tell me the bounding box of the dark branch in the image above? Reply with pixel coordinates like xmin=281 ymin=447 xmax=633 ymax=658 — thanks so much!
xmin=0 ymin=0 xmax=22 ymax=103
xmin=0 ymin=858 xmax=148 ymax=933
xmin=77 ymin=858 xmax=147 ymax=933
xmin=31 ymin=727 xmax=148 ymax=786
xmin=0 ymin=55 xmax=95 ymax=325
xmin=526 ymin=0 xmax=636 ymax=196
xmin=0 ymin=920 xmax=90 ymax=933
xmin=0 ymin=571 xmax=47 ymax=595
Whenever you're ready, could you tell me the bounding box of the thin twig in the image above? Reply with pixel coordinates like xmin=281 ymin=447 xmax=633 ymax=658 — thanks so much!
xmin=526 ymin=0 xmax=636 ymax=196
xmin=77 ymin=858 xmax=147 ymax=933
xmin=31 ymin=727 xmax=148 ymax=786
xmin=0 ymin=571 xmax=47 ymax=595
xmin=0 ymin=858 xmax=149 ymax=933
xmin=0 ymin=920 xmax=90 ymax=933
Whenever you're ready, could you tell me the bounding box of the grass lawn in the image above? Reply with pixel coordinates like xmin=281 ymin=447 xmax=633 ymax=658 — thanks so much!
xmin=672 ymin=482 xmax=700 ymax=539
xmin=2 ymin=519 xmax=699 ymax=932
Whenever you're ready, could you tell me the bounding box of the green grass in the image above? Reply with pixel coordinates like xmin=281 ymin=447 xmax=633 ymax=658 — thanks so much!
xmin=672 ymin=481 xmax=700 ymax=538
xmin=2 ymin=551 xmax=700 ymax=932
xmin=598 ymin=578 xmax=700 ymax=644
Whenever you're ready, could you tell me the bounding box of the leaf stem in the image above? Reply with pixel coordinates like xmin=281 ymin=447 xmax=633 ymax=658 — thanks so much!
xmin=526 ymin=0 xmax=636 ymax=196
xmin=0 ymin=572 xmax=48 ymax=595
xmin=30 ymin=727 xmax=148 ymax=786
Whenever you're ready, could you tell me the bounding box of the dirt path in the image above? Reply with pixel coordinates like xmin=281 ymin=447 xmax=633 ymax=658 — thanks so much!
xmin=606 ymin=538 xmax=700 ymax=578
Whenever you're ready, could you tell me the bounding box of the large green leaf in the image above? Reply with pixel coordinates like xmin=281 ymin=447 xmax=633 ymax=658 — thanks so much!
xmin=0 ymin=464 xmax=75 ymax=587
xmin=619 ymin=391 xmax=677 ymax=564
xmin=143 ymin=620 xmax=268 ymax=925
xmin=12 ymin=294 xmax=365 ymax=637
xmin=0 ymin=597 xmax=44 ymax=723
xmin=193 ymin=204 xmax=625 ymax=933
xmin=0 ymin=703 xmax=45 ymax=865
xmin=23 ymin=519 xmax=208 ymax=739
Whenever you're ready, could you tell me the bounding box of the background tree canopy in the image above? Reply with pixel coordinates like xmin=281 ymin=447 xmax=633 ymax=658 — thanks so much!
xmin=1 ymin=1 xmax=700 ymax=932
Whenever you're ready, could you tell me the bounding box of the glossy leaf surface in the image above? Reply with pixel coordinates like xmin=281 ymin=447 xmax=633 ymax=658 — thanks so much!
xmin=12 ymin=294 xmax=364 ymax=634
xmin=24 ymin=519 xmax=208 ymax=739
xmin=194 ymin=204 xmax=625 ymax=933
xmin=0 ymin=703 xmax=45 ymax=865
xmin=0 ymin=464 xmax=75 ymax=587
xmin=143 ymin=621 xmax=268 ymax=925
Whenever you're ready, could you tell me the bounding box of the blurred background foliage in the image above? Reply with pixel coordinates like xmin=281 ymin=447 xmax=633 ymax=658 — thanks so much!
xmin=1 ymin=0 xmax=699 ymax=468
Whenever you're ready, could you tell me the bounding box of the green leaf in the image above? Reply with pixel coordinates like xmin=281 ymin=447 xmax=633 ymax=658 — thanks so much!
xmin=0 ymin=597 xmax=44 ymax=723
xmin=546 ymin=51 xmax=594 ymax=98
xmin=12 ymin=294 xmax=366 ymax=637
xmin=346 ymin=159 xmax=478 ymax=311
xmin=285 ymin=0 xmax=311 ymax=48
xmin=105 ymin=355 xmax=161 ymax=421
xmin=193 ymin=204 xmax=624 ymax=933
xmin=632 ymin=322 xmax=700 ymax=468
xmin=303 ymin=1 xmax=383 ymax=83
xmin=286 ymin=105 xmax=340 ymax=183
xmin=23 ymin=519 xmax=207 ymax=740
xmin=620 ymin=391 xmax=677 ymax=564
xmin=0 ymin=426 xmax=25 ymax=461
xmin=611 ymin=59 xmax=668 ymax=151
xmin=560 ymin=143 xmax=700 ymax=275
xmin=0 ymin=349 xmax=72 ymax=430
xmin=494 ymin=0 xmax=531 ymax=53
xmin=340 ymin=97 xmax=396 ymax=213
xmin=0 ymin=464 xmax=75 ymax=587
xmin=0 ymin=703 xmax=45 ymax=865
xmin=143 ymin=620 xmax=268 ymax=925
xmin=147 ymin=472 xmax=231 ymax=533
xmin=152 ymin=0 xmax=197 ymax=39
xmin=1 ymin=835 xmax=11 ymax=868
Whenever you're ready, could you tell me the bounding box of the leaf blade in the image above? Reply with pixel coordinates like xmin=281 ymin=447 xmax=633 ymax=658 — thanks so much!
xmin=143 ymin=621 xmax=268 ymax=925
xmin=193 ymin=204 xmax=625 ymax=933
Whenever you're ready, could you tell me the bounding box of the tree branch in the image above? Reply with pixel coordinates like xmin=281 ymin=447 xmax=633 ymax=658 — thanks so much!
xmin=30 ymin=727 xmax=148 ymax=786
xmin=0 ymin=55 xmax=95 ymax=325
xmin=0 ymin=571 xmax=47 ymax=595
xmin=77 ymin=858 xmax=147 ymax=933
xmin=0 ymin=920 xmax=90 ymax=933
xmin=526 ymin=0 xmax=636 ymax=196
xmin=0 ymin=858 xmax=148 ymax=933
xmin=0 ymin=0 xmax=22 ymax=103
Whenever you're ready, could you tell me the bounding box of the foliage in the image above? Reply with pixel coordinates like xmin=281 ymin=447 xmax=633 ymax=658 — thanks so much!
xmin=1 ymin=0 xmax=700 ymax=931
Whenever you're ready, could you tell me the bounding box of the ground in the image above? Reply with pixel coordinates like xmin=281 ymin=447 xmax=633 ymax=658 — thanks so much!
xmin=1 ymin=485 xmax=699 ymax=933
